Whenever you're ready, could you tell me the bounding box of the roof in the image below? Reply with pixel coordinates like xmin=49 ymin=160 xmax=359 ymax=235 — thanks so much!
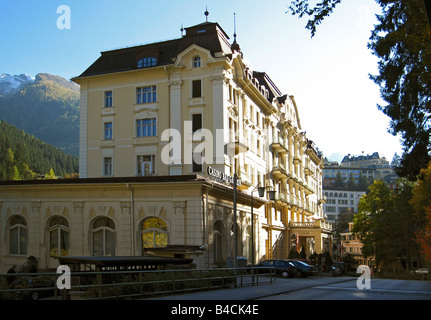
xmin=74 ymin=22 xmax=233 ymax=79
xmin=56 ymin=256 xmax=193 ymax=267
xmin=253 ymin=71 xmax=283 ymax=102
xmin=0 ymin=175 xmax=206 ymax=186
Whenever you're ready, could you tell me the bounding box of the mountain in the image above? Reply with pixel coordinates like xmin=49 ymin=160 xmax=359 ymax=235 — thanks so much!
xmin=0 ymin=120 xmax=79 ymax=180
xmin=0 ymin=73 xmax=35 ymax=97
xmin=0 ymin=73 xmax=80 ymax=156
xmin=328 ymin=152 xmax=343 ymax=163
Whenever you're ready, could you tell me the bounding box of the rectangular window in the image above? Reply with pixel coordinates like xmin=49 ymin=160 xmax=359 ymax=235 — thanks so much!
xmin=136 ymin=118 xmax=157 ymax=137
xmin=192 ymin=114 xmax=202 ymax=133
xmin=104 ymin=122 xmax=113 ymax=140
xmin=137 ymin=155 xmax=155 ymax=176
xmin=137 ymin=86 xmax=157 ymax=104
xmin=104 ymin=157 xmax=112 ymax=176
xmin=105 ymin=91 xmax=113 ymax=107
xmin=192 ymin=80 xmax=202 ymax=98
xmin=192 ymin=152 xmax=203 ymax=172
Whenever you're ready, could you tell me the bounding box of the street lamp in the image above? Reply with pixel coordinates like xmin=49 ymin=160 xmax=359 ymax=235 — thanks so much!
xmin=250 ymin=184 xmax=275 ymax=267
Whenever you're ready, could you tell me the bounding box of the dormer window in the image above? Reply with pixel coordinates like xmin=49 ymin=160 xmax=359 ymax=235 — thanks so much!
xmin=193 ymin=56 xmax=201 ymax=68
xmin=137 ymin=57 xmax=157 ymax=68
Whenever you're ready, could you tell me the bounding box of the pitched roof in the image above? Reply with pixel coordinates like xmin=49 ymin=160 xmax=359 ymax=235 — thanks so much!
xmin=75 ymin=22 xmax=233 ymax=79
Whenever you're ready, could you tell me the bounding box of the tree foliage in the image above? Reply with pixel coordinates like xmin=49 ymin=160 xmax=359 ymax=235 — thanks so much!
xmin=410 ymin=162 xmax=431 ymax=261
xmin=368 ymin=0 xmax=431 ymax=179
xmin=287 ymin=0 xmax=431 ymax=179
xmin=352 ymin=179 xmax=418 ymax=269
xmin=287 ymin=0 xmax=342 ymax=38
xmin=0 ymin=120 xmax=79 ymax=180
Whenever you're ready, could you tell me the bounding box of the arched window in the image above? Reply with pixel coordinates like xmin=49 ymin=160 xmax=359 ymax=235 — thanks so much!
xmin=193 ymin=56 xmax=201 ymax=68
xmin=137 ymin=57 xmax=157 ymax=68
xmin=141 ymin=217 xmax=168 ymax=253
xmin=48 ymin=216 xmax=69 ymax=257
xmin=9 ymin=215 xmax=27 ymax=256
xmin=92 ymin=217 xmax=116 ymax=256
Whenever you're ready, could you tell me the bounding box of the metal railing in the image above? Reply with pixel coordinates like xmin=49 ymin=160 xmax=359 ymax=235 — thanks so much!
xmin=0 ymin=267 xmax=276 ymax=300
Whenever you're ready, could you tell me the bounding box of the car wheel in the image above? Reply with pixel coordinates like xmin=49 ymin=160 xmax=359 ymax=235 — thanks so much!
xmin=281 ymin=271 xmax=289 ymax=278
xmin=31 ymin=291 xmax=39 ymax=300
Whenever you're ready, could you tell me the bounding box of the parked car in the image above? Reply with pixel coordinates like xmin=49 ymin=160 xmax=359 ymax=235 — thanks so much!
xmin=329 ymin=265 xmax=342 ymax=276
xmin=287 ymin=260 xmax=317 ymax=277
xmin=255 ymin=259 xmax=296 ymax=278
xmin=332 ymin=262 xmax=346 ymax=274
xmin=10 ymin=277 xmax=56 ymax=300
xmin=410 ymin=268 xmax=429 ymax=275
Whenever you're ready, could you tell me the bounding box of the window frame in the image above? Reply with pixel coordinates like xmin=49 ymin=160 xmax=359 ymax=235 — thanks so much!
xmin=192 ymin=151 xmax=203 ymax=173
xmin=193 ymin=56 xmax=201 ymax=68
xmin=8 ymin=215 xmax=28 ymax=256
xmin=91 ymin=217 xmax=116 ymax=257
xmin=192 ymin=80 xmax=202 ymax=98
xmin=105 ymin=91 xmax=113 ymax=108
xmin=140 ymin=217 xmax=168 ymax=254
xmin=48 ymin=216 xmax=70 ymax=257
xmin=192 ymin=113 xmax=202 ymax=133
xmin=137 ymin=155 xmax=156 ymax=176
xmin=104 ymin=122 xmax=113 ymax=140
xmin=136 ymin=118 xmax=157 ymax=137
xmin=136 ymin=86 xmax=157 ymax=104
xmin=137 ymin=57 xmax=157 ymax=68
xmin=103 ymin=157 xmax=113 ymax=176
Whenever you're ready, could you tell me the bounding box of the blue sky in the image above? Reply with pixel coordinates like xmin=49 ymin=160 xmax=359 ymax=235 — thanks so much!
xmin=0 ymin=0 xmax=403 ymax=162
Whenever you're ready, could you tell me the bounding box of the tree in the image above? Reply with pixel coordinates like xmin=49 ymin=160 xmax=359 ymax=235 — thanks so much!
xmin=288 ymin=0 xmax=431 ymax=179
xmin=369 ymin=0 xmax=431 ymax=180
xmin=410 ymin=162 xmax=431 ymax=262
xmin=334 ymin=171 xmax=345 ymax=188
xmin=353 ymin=180 xmax=392 ymax=264
xmin=287 ymin=0 xmax=342 ymax=38
xmin=45 ymin=168 xmax=57 ymax=180
xmin=0 ymin=148 xmax=20 ymax=180
xmin=415 ymin=206 xmax=431 ymax=262
xmin=353 ymin=179 xmax=419 ymax=270
xmin=347 ymin=173 xmax=357 ymax=191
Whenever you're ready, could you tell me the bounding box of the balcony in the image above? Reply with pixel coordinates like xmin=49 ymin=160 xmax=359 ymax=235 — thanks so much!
xmin=271 ymin=137 xmax=288 ymax=154
xmin=274 ymin=191 xmax=288 ymax=206
xmin=271 ymin=165 xmax=288 ymax=179
xmin=318 ymin=195 xmax=327 ymax=204
xmin=304 ymin=164 xmax=314 ymax=176
xmin=289 ymin=220 xmax=333 ymax=233
xmin=293 ymin=156 xmax=301 ymax=165
xmin=288 ymin=195 xmax=299 ymax=208
xmin=237 ymin=174 xmax=252 ymax=190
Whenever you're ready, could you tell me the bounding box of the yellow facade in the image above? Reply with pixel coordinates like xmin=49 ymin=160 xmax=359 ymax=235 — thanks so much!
xmin=0 ymin=21 xmax=332 ymax=272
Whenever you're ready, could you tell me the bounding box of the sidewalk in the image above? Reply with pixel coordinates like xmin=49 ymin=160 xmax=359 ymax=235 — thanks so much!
xmin=146 ymin=275 xmax=356 ymax=300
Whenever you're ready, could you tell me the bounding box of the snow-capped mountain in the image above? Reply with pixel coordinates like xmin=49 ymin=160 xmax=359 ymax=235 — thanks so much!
xmin=0 ymin=73 xmax=35 ymax=97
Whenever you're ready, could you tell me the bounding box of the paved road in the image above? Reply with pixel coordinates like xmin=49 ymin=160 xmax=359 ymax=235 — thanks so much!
xmin=256 ymin=277 xmax=431 ymax=300
xmin=151 ymin=275 xmax=431 ymax=301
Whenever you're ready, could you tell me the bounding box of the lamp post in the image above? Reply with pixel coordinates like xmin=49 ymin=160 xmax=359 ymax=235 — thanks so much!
xmin=250 ymin=184 xmax=275 ymax=267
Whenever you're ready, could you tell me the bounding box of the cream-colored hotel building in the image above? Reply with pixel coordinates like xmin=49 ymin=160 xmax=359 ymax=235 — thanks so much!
xmin=0 ymin=21 xmax=332 ymax=272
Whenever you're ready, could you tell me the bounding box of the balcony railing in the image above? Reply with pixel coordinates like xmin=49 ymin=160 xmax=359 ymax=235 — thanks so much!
xmin=289 ymin=220 xmax=333 ymax=232
xmin=271 ymin=137 xmax=288 ymax=154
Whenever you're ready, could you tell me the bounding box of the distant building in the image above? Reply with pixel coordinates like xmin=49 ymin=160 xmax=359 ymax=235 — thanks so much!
xmin=323 ymin=152 xmax=397 ymax=189
xmin=323 ymin=190 xmax=365 ymax=223
xmin=340 ymin=222 xmax=372 ymax=267
xmin=341 ymin=152 xmax=388 ymax=167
